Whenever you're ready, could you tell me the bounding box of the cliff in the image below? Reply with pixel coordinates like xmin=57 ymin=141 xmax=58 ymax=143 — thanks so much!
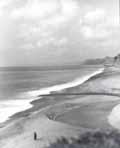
xmin=84 ymin=54 xmax=120 ymax=67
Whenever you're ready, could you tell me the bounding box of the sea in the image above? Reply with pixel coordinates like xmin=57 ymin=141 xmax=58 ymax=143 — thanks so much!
xmin=0 ymin=66 xmax=104 ymax=123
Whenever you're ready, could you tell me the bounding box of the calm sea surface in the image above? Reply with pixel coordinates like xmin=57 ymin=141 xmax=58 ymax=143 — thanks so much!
xmin=0 ymin=67 xmax=99 ymax=100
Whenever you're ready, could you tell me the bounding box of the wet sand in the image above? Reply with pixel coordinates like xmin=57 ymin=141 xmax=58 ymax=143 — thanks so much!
xmin=55 ymin=97 xmax=120 ymax=129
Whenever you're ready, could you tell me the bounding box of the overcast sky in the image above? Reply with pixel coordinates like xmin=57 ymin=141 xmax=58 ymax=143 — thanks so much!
xmin=0 ymin=0 xmax=119 ymax=66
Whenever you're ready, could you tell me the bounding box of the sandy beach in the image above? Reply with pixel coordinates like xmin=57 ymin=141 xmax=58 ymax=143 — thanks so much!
xmin=0 ymin=0 xmax=120 ymax=147
xmin=1 ymin=67 xmax=120 ymax=148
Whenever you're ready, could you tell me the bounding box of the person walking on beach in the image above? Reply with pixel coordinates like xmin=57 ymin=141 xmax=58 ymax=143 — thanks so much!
xmin=34 ymin=132 xmax=37 ymax=140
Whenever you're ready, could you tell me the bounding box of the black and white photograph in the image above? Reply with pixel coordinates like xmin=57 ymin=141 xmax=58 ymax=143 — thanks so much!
xmin=0 ymin=0 xmax=120 ymax=148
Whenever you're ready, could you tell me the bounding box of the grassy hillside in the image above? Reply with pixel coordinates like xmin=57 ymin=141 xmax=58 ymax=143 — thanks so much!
xmin=48 ymin=130 xmax=120 ymax=148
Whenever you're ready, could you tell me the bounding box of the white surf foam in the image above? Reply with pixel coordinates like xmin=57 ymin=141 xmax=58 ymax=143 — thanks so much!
xmin=0 ymin=67 xmax=104 ymax=123
xmin=0 ymin=99 xmax=33 ymax=123
xmin=27 ymin=68 xmax=104 ymax=97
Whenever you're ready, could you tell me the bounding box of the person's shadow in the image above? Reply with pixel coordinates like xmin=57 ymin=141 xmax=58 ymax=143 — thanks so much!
xmin=35 ymin=137 xmax=44 ymax=141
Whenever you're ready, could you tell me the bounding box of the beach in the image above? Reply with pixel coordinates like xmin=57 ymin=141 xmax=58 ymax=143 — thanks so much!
xmin=1 ymin=66 xmax=120 ymax=147
xmin=0 ymin=0 xmax=120 ymax=147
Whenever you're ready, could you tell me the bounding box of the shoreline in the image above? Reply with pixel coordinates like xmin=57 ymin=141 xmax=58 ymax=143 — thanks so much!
xmin=1 ymin=92 xmax=120 ymax=148
xmin=2 ymin=91 xmax=120 ymax=128
xmin=0 ymin=67 xmax=104 ymax=126
xmin=1 ymin=67 xmax=120 ymax=147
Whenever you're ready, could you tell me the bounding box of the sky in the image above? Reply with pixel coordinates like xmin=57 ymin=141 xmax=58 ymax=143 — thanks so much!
xmin=0 ymin=0 xmax=119 ymax=66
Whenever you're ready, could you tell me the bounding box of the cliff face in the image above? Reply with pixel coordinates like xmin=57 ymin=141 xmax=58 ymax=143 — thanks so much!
xmin=84 ymin=54 xmax=120 ymax=67
xmin=104 ymin=54 xmax=120 ymax=67
xmin=113 ymin=54 xmax=120 ymax=65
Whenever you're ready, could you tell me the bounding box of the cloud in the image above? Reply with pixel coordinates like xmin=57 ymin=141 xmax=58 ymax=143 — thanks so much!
xmin=83 ymin=9 xmax=106 ymax=24
xmin=36 ymin=37 xmax=68 ymax=48
xmin=11 ymin=0 xmax=59 ymax=19
xmin=80 ymin=26 xmax=109 ymax=39
xmin=0 ymin=0 xmax=11 ymax=9
xmin=80 ymin=8 xmax=119 ymax=39
xmin=9 ymin=0 xmax=78 ymax=49
xmin=55 ymin=37 xmax=68 ymax=45
xmin=20 ymin=43 xmax=34 ymax=50
xmin=11 ymin=0 xmax=79 ymax=24
xmin=0 ymin=0 xmax=119 ymax=67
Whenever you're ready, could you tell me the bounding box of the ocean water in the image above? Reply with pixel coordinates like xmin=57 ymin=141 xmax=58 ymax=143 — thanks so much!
xmin=0 ymin=66 xmax=104 ymax=123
